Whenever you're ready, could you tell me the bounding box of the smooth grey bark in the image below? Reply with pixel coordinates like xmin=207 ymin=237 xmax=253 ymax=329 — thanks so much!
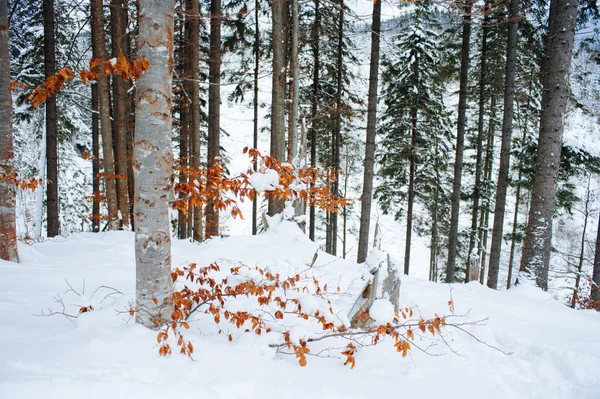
xmin=43 ymin=0 xmax=59 ymax=237
xmin=591 ymin=210 xmax=600 ymax=306
xmin=91 ymin=0 xmax=119 ymax=231
xmin=134 ymin=0 xmax=175 ymax=328
xmin=206 ymin=0 xmax=222 ymax=237
xmin=110 ymin=0 xmax=131 ymax=228
xmin=356 ymin=0 xmax=381 ymax=264
xmin=445 ymin=1 xmax=473 ymax=282
xmin=268 ymin=0 xmax=286 ymax=216
xmin=309 ymin=0 xmax=320 ymax=240
xmin=487 ymin=0 xmax=519 ymax=289
xmin=466 ymin=4 xmax=490 ymax=281
xmin=0 ymin=0 xmax=18 ymax=262
xmin=519 ymin=0 xmax=578 ymax=291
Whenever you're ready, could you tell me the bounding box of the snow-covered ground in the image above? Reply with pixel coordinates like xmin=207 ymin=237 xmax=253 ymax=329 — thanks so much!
xmin=1 ymin=224 xmax=599 ymax=398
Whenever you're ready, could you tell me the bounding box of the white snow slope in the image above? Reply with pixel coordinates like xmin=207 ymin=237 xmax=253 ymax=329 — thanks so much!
xmin=1 ymin=223 xmax=600 ymax=399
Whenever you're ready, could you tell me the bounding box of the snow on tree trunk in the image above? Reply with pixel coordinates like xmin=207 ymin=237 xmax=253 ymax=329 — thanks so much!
xmin=0 ymin=0 xmax=18 ymax=262
xmin=519 ymin=0 xmax=578 ymax=291
xmin=134 ymin=0 xmax=175 ymax=329
xmin=591 ymin=212 xmax=600 ymax=305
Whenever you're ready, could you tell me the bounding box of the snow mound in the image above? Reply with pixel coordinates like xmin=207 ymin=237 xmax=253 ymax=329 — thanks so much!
xmin=1 ymin=223 xmax=600 ymax=398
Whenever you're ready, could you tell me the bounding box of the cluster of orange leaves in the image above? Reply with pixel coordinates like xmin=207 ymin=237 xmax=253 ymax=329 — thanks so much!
xmin=149 ymin=260 xmax=447 ymax=368
xmin=0 ymin=172 xmax=43 ymax=191
xmin=28 ymin=53 xmax=148 ymax=108
xmin=571 ymin=277 xmax=600 ymax=311
xmin=173 ymin=147 xmax=350 ymax=219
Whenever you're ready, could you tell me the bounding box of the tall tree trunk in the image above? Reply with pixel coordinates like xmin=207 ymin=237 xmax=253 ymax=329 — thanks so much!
xmin=206 ymin=0 xmax=222 ymax=237
xmin=356 ymin=0 xmax=381 ymax=264
xmin=127 ymin=0 xmax=138 ymax=230
xmin=91 ymin=85 xmax=100 ymax=233
xmin=506 ymin=126 xmax=527 ymax=289
xmin=0 ymin=0 xmax=18 ymax=262
xmin=309 ymin=0 xmax=320 ymax=241
xmin=571 ymin=175 xmax=590 ymax=308
xmin=134 ymin=0 xmax=175 ymax=329
xmin=445 ymin=0 xmax=473 ymax=282
xmin=91 ymin=0 xmax=119 ymax=231
xmin=43 ymin=0 xmax=59 ymax=237
xmin=186 ymin=0 xmax=202 ymax=242
xmin=177 ymin=24 xmax=189 ymax=240
xmin=330 ymin=0 xmax=344 ymax=255
xmin=110 ymin=0 xmax=131 ymax=228
xmin=288 ymin=0 xmax=299 ymax=163
xmin=487 ymin=0 xmax=520 ymax=289
xmin=519 ymin=0 xmax=578 ymax=290
xmin=466 ymin=4 xmax=490 ymax=281
xmin=479 ymin=96 xmax=497 ymax=284
xmin=252 ymin=0 xmax=260 ymax=235
xmin=269 ymin=0 xmax=286 ymax=216
xmin=590 ymin=210 xmax=600 ymax=306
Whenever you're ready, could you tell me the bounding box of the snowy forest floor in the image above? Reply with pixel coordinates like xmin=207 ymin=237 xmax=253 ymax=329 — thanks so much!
xmin=1 ymin=223 xmax=600 ymax=398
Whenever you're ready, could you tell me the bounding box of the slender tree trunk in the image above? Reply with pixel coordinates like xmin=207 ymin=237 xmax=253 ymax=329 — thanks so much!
xmin=206 ymin=0 xmax=222 ymax=237
xmin=445 ymin=1 xmax=473 ymax=282
xmin=309 ymin=0 xmax=320 ymax=240
xmin=466 ymin=5 xmax=490 ymax=281
xmin=288 ymin=0 xmax=299 ymax=163
xmin=519 ymin=0 xmax=578 ymax=290
xmin=330 ymin=0 xmax=344 ymax=255
xmin=487 ymin=0 xmax=520 ymax=289
xmin=134 ymin=0 xmax=175 ymax=329
xmin=405 ymin=56 xmax=418 ymax=275
xmin=506 ymin=127 xmax=527 ymax=289
xmin=177 ymin=29 xmax=189 ymax=240
xmin=252 ymin=0 xmax=260 ymax=235
xmin=110 ymin=0 xmax=131 ymax=228
xmin=571 ymin=176 xmax=590 ymax=308
xmin=591 ymin=211 xmax=600 ymax=306
xmin=0 ymin=0 xmax=18 ymax=262
xmin=269 ymin=0 xmax=286 ymax=217
xmin=91 ymin=0 xmax=119 ymax=230
xmin=479 ymin=96 xmax=497 ymax=284
xmin=357 ymin=0 xmax=381 ymax=264
xmin=127 ymin=0 xmax=138 ymax=229
xmin=91 ymin=85 xmax=100 ymax=233
xmin=185 ymin=0 xmax=202 ymax=242
xmin=43 ymin=0 xmax=59 ymax=237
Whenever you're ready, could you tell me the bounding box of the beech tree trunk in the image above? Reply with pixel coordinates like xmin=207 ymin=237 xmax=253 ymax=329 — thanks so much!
xmin=185 ymin=0 xmax=202 ymax=242
xmin=134 ymin=0 xmax=175 ymax=328
xmin=519 ymin=0 xmax=578 ymax=291
xmin=0 ymin=0 xmax=18 ymax=262
xmin=110 ymin=0 xmax=131 ymax=228
xmin=91 ymin=0 xmax=119 ymax=230
xmin=487 ymin=0 xmax=519 ymax=289
xmin=445 ymin=1 xmax=473 ymax=282
xmin=91 ymin=85 xmax=100 ymax=233
xmin=357 ymin=0 xmax=381 ymax=264
xmin=269 ymin=0 xmax=287 ymax=217
xmin=43 ymin=0 xmax=59 ymax=237
xmin=206 ymin=0 xmax=222 ymax=237
xmin=177 ymin=15 xmax=189 ymax=240
xmin=309 ymin=0 xmax=320 ymax=240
